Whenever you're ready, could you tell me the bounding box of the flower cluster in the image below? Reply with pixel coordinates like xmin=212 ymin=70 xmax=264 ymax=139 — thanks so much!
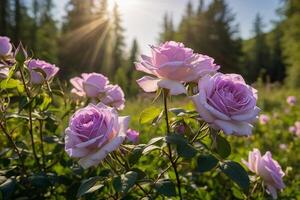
xmin=289 ymin=121 xmax=300 ymax=137
xmin=70 ymin=73 xmax=125 ymax=110
xmin=136 ymin=41 xmax=259 ymax=136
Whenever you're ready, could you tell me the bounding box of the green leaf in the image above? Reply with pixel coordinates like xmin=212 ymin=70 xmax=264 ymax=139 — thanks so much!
xmin=113 ymin=171 xmax=138 ymax=194
xmin=220 ymin=161 xmax=250 ymax=191
xmin=128 ymin=146 xmax=144 ymax=166
xmin=147 ymin=137 xmax=164 ymax=146
xmin=139 ymin=106 xmax=162 ymax=125
xmin=176 ymin=143 xmax=197 ymax=159
xmin=77 ymin=176 xmax=101 ymax=198
xmin=166 ymin=134 xmax=197 ymax=159
xmin=155 ymin=179 xmax=176 ymax=197
xmin=196 ymin=155 xmax=219 ymax=172
xmin=0 ymin=79 xmax=24 ymax=92
xmin=213 ymin=134 xmax=231 ymax=159
xmin=28 ymin=175 xmax=51 ymax=188
xmin=39 ymin=94 xmax=52 ymax=111
xmin=0 ymin=178 xmax=16 ymax=200
xmin=169 ymin=108 xmax=187 ymax=116
xmin=142 ymin=145 xmax=160 ymax=155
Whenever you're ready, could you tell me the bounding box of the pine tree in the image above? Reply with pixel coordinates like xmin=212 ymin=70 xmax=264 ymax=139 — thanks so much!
xmin=282 ymin=0 xmax=300 ymax=87
xmin=159 ymin=13 xmax=175 ymax=42
xmin=251 ymin=14 xmax=270 ymax=82
xmin=111 ymin=3 xmax=125 ymax=78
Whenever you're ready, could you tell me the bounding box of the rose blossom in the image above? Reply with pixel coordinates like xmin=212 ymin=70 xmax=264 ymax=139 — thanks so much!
xmin=28 ymin=59 xmax=59 ymax=84
xmin=286 ymin=96 xmax=296 ymax=106
xmin=192 ymin=73 xmax=260 ymax=136
xmin=101 ymin=84 xmax=125 ymax=110
xmin=259 ymin=114 xmax=270 ymax=125
xmin=126 ymin=129 xmax=139 ymax=143
xmin=0 ymin=64 xmax=9 ymax=79
xmin=70 ymin=73 xmax=109 ymax=98
xmin=0 ymin=36 xmax=12 ymax=57
xmin=64 ymin=103 xmax=129 ymax=169
xmin=243 ymin=149 xmax=285 ymax=199
xmin=135 ymin=41 xmax=219 ymax=95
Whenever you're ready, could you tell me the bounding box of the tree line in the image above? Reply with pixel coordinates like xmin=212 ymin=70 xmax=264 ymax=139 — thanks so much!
xmin=159 ymin=0 xmax=300 ymax=87
xmin=0 ymin=0 xmax=300 ymax=97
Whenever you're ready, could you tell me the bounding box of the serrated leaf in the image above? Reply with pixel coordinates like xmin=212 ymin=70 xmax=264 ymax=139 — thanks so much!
xmin=197 ymin=155 xmax=219 ymax=172
xmin=77 ymin=176 xmax=100 ymax=198
xmin=155 ymin=179 xmax=176 ymax=197
xmin=220 ymin=161 xmax=250 ymax=191
xmin=139 ymin=106 xmax=162 ymax=125
xmin=128 ymin=146 xmax=144 ymax=166
xmin=213 ymin=134 xmax=231 ymax=159
xmin=166 ymin=134 xmax=197 ymax=159
xmin=113 ymin=171 xmax=138 ymax=194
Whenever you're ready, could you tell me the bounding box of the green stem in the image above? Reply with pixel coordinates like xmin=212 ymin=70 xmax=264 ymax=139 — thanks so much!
xmin=39 ymin=120 xmax=46 ymax=172
xmin=18 ymin=64 xmax=41 ymax=170
xmin=28 ymin=102 xmax=41 ymax=170
xmin=163 ymin=89 xmax=182 ymax=200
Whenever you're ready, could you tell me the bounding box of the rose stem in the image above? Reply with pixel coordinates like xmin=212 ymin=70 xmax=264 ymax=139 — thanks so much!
xmin=163 ymin=89 xmax=182 ymax=200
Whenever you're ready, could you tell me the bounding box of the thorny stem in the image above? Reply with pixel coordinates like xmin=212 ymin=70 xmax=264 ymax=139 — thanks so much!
xmin=18 ymin=63 xmax=41 ymax=170
xmin=163 ymin=89 xmax=182 ymax=200
xmin=0 ymin=122 xmax=26 ymax=177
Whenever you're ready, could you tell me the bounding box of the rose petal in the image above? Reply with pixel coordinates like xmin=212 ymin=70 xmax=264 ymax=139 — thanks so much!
xmin=231 ymin=106 xmax=261 ymax=121
xmin=214 ymin=120 xmax=253 ymax=136
xmin=157 ymin=79 xmax=187 ymax=95
xmin=136 ymin=76 xmax=160 ymax=93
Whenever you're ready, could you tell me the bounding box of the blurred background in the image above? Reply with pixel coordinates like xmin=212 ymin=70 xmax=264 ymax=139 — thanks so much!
xmin=0 ymin=0 xmax=299 ymax=96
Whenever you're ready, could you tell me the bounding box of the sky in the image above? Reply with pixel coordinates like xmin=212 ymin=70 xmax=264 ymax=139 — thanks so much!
xmin=53 ymin=0 xmax=283 ymax=54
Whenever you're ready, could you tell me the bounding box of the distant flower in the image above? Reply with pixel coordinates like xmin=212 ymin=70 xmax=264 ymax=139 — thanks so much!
xmin=259 ymin=114 xmax=270 ymax=125
xmin=243 ymin=149 xmax=285 ymax=199
xmin=65 ymin=103 xmax=130 ymax=169
xmin=126 ymin=129 xmax=139 ymax=143
xmin=279 ymin=144 xmax=287 ymax=150
xmin=0 ymin=64 xmax=9 ymax=79
xmin=192 ymin=73 xmax=260 ymax=136
xmin=102 ymin=84 xmax=125 ymax=110
xmin=286 ymin=96 xmax=296 ymax=106
xmin=136 ymin=41 xmax=219 ymax=95
xmin=70 ymin=73 xmax=109 ymax=98
xmin=28 ymin=59 xmax=59 ymax=84
xmin=289 ymin=121 xmax=300 ymax=137
xmin=0 ymin=36 xmax=12 ymax=57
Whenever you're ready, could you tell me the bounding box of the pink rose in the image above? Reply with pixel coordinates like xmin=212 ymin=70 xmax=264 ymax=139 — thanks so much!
xmin=101 ymin=84 xmax=125 ymax=110
xmin=126 ymin=129 xmax=139 ymax=143
xmin=192 ymin=73 xmax=260 ymax=136
xmin=259 ymin=114 xmax=270 ymax=125
xmin=0 ymin=36 xmax=12 ymax=57
xmin=70 ymin=73 xmax=109 ymax=98
xmin=28 ymin=59 xmax=59 ymax=84
xmin=0 ymin=64 xmax=9 ymax=79
xmin=243 ymin=149 xmax=285 ymax=199
xmin=286 ymin=96 xmax=296 ymax=106
xmin=65 ymin=103 xmax=129 ymax=169
xmin=136 ymin=41 xmax=219 ymax=95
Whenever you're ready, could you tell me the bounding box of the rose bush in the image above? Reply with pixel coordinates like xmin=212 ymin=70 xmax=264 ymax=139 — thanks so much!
xmin=0 ymin=37 xmax=292 ymax=199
